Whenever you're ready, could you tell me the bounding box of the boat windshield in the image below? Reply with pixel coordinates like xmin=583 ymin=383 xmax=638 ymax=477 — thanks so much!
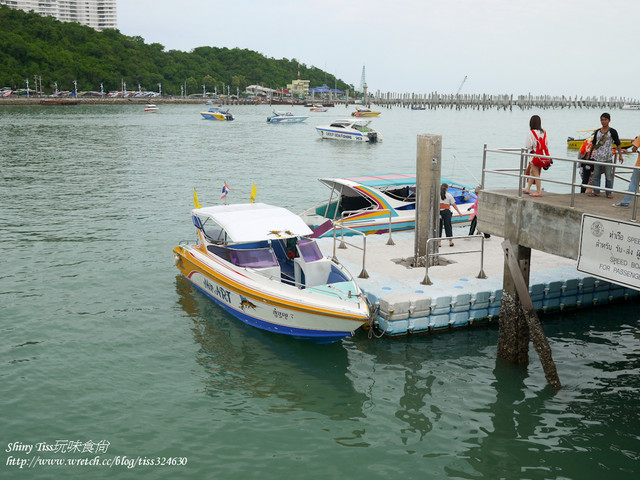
xmin=226 ymin=246 xmax=279 ymax=268
xmin=298 ymin=238 xmax=323 ymax=262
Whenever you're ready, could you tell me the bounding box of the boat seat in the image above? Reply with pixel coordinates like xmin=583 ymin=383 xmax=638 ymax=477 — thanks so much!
xmin=294 ymin=257 xmax=332 ymax=288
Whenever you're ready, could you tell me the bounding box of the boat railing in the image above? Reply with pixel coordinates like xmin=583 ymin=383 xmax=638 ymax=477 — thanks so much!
xmin=481 ymin=145 xmax=640 ymax=221
xmin=422 ymin=235 xmax=488 ymax=285
xmin=331 ymin=224 xmax=369 ymax=279
xmin=338 ymin=208 xmax=395 ymax=246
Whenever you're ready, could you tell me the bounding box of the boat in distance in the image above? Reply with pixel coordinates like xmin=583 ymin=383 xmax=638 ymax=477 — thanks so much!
xmin=309 ymin=104 xmax=329 ymax=112
xmin=567 ymin=130 xmax=634 ymax=150
xmin=266 ymin=111 xmax=309 ymax=123
xmin=351 ymin=106 xmax=382 ymax=117
xmin=173 ymin=202 xmax=371 ymax=343
xmin=315 ymin=119 xmax=382 ymax=143
xmin=200 ymin=106 xmax=234 ymax=121
xmin=300 ymin=174 xmax=476 ymax=237
xmin=144 ymin=104 xmax=158 ymax=112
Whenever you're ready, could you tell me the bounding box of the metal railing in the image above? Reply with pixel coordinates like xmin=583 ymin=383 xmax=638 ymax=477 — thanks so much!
xmin=332 ymin=224 xmax=369 ymax=278
xmin=422 ymin=234 xmax=488 ymax=285
xmin=481 ymin=145 xmax=640 ymax=221
xmin=338 ymin=208 xmax=395 ymax=246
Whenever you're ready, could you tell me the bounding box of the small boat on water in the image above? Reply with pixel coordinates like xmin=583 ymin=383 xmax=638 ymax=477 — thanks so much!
xmin=173 ymin=202 xmax=371 ymax=343
xmin=310 ymin=105 xmax=329 ymax=112
xmin=351 ymin=106 xmax=381 ymax=117
xmin=567 ymin=130 xmax=634 ymax=150
xmin=144 ymin=104 xmax=158 ymax=112
xmin=300 ymin=174 xmax=476 ymax=237
xmin=622 ymin=104 xmax=640 ymax=110
xmin=201 ymin=106 xmax=234 ymax=121
xmin=266 ymin=111 xmax=309 ymax=124
xmin=315 ymin=119 xmax=382 ymax=143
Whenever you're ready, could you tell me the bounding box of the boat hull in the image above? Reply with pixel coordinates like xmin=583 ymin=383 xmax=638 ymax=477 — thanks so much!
xmin=316 ymin=127 xmax=380 ymax=142
xmin=174 ymin=245 xmax=368 ymax=343
xmin=201 ymin=112 xmax=234 ymax=121
xmin=267 ymin=116 xmax=308 ymax=123
xmin=352 ymin=111 xmax=381 ymax=117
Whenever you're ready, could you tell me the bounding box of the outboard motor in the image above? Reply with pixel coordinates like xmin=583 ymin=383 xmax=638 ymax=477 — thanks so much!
xmin=368 ymin=132 xmax=378 ymax=143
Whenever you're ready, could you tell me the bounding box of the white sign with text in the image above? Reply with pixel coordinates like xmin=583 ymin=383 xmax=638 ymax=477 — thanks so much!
xmin=577 ymin=214 xmax=640 ymax=290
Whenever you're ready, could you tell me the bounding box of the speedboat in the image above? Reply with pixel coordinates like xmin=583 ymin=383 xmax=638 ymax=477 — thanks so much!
xmin=567 ymin=130 xmax=633 ymax=150
xmin=201 ymin=106 xmax=234 ymax=121
xmin=315 ymin=119 xmax=382 ymax=143
xmin=173 ymin=202 xmax=371 ymax=343
xmin=144 ymin=104 xmax=158 ymax=112
xmin=300 ymin=174 xmax=476 ymax=237
xmin=266 ymin=111 xmax=309 ymax=123
xmin=622 ymin=104 xmax=640 ymax=110
xmin=351 ymin=106 xmax=381 ymax=117
xmin=310 ymin=105 xmax=329 ymax=112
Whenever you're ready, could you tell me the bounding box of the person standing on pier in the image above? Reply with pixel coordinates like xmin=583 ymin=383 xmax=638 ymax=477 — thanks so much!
xmin=439 ymin=183 xmax=462 ymax=247
xmin=587 ymin=112 xmax=623 ymax=198
xmin=523 ymin=115 xmax=550 ymax=197
xmin=613 ymin=134 xmax=640 ymax=207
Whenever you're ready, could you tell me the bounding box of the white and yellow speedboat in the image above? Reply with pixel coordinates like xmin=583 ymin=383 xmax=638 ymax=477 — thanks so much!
xmin=351 ymin=106 xmax=381 ymax=117
xmin=174 ymin=203 xmax=370 ymax=343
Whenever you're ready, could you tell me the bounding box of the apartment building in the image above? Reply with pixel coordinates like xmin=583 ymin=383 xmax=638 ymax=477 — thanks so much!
xmin=0 ymin=1 xmax=117 ymax=31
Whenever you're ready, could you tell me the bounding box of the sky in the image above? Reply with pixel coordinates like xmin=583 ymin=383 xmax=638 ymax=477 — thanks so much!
xmin=117 ymin=0 xmax=639 ymax=99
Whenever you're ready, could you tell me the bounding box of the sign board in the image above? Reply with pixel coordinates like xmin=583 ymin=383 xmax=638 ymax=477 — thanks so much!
xmin=577 ymin=213 xmax=640 ymax=290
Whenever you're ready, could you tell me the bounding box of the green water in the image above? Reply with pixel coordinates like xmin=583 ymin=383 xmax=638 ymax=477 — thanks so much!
xmin=1 ymin=104 xmax=639 ymax=479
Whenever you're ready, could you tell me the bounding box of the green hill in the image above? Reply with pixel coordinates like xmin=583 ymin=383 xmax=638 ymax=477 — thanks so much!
xmin=0 ymin=5 xmax=353 ymax=96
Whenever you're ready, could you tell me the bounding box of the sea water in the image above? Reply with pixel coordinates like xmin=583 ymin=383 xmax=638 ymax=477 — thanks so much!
xmin=1 ymin=103 xmax=639 ymax=479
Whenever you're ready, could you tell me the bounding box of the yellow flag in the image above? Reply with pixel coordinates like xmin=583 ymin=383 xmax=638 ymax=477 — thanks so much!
xmin=193 ymin=188 xmax=201 ymax=209
xmin=250 ymin=182 xmax=257 ymax=203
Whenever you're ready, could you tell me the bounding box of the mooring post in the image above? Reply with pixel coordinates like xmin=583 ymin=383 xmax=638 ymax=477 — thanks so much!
xmin=414 ymin=134 xmax=441 ymax=267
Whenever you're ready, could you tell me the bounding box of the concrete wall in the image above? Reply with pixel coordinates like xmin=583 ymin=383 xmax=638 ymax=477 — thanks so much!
xmin=478 ymin=190 xmax=583 ymax=260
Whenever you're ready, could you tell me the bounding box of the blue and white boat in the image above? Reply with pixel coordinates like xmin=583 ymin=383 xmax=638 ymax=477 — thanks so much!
xmin=266 ymin=111 xmax=309 ymax=123
xmin=300 ymin=174 xmax=476 ymax=237
xmin=173 ymin=202 xmax=370 ymax=343
xmin=315 ymin=119 xmax=382 ymax=143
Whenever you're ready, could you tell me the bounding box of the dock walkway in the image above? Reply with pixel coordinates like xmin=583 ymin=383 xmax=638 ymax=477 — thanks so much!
xmin=316 ymin=226 xmax=638 ymax=337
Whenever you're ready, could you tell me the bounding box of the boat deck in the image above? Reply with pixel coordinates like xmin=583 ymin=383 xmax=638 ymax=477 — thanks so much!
xmin=315 ymin=228 xmax=639 ymax=336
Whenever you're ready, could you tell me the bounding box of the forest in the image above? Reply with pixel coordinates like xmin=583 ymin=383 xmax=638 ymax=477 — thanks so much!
xmin=0 ymin=6 xmax=353 ymax=96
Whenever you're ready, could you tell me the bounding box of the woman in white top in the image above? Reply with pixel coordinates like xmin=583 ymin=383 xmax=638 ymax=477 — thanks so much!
xmin=524 ymin=114 xmax=550 ymax=197
xmin=439 ymin=183 xmax=462 ymax=247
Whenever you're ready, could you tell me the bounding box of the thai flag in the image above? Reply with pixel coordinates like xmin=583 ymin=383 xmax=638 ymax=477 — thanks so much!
xmin=221 ymin=182 xmax=230 ymax=199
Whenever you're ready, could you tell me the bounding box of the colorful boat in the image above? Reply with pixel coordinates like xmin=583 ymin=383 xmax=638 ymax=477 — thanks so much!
xmin=315 ymin=119 xmax=382 ymax=143
xmin=173 ymin=202 xmax=370 ymax=343
xmin=310 ymin=104 xmax=329 ymax=112
xmin=300 ymin=174 xmax=476 ymax=237
xmin=200 ymin=106 xmax=234 ymax=121
xmin=351 ymin=107 xmax=381 ymax=117
xmin=567 ymin=130 xmax=633 ymax=150
xmin=266 ymin=111 xmax=309 ymax=123
xmin=144 ymin=104 xmax=158 ymax=112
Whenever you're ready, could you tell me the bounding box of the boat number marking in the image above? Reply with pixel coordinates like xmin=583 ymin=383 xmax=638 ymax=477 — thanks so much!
xmin=273 ymin=308 xmax=292 ymax=321
xmin=204 ymin=279 xmax=231 ymax=303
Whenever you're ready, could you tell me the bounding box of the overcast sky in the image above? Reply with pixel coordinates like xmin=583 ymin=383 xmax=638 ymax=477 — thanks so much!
xmin=118 ymin=0 xmax=639 ymax=99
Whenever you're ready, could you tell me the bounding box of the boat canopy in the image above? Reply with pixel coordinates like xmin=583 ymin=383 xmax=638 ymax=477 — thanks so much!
xmin=324 ymin=174 xmax=416 ymax=188
xmin=192 ymin=203 xmax=312 ymax=243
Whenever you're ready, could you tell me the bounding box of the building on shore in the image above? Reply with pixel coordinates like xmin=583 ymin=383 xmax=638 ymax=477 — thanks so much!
xmin=0 ymin=0 xmax=117 ymax=31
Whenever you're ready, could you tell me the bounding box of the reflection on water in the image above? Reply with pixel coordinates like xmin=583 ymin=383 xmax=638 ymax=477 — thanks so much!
xmin=174 ymin=275 xmax=367 ymax=421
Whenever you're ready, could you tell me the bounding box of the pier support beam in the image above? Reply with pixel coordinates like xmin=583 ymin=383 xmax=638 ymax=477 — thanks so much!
xmin=414 ymin=134 xmax=441 ymax=266
xmin=498 ymin=239 xmax=561 ymax=390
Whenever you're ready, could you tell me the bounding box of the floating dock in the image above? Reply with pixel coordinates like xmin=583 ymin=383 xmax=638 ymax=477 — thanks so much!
xmin=316 ymin=227 xmax=639 ymax=337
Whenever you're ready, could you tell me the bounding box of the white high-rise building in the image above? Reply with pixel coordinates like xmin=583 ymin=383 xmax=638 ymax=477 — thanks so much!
xmin=0 ymin=1 xmax=117 ymax=31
